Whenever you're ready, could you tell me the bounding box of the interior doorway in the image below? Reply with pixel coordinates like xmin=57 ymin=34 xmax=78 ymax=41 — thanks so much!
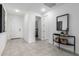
xmin=35 ymin=16 xmax=41 ymax=41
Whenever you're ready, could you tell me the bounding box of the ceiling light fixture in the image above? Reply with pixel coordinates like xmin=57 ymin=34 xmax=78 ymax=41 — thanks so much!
xmin=41 ymin=8 xmax=46 ymax=12
xmin=15 ymin=9 xmax=20 ymax=12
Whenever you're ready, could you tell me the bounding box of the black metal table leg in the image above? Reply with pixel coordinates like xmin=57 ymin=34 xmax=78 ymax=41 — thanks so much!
xmin=74 ymin=36 xmax=76 ymax=54
xmin=59 ymin=35 xmax=60 ymax=49
xmin=53 ymin=35 xmax=54 ymax=45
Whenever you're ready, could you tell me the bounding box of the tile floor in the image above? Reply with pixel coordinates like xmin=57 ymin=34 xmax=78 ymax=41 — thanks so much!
xmin=2 ymin=39 xmax=75 ymax=56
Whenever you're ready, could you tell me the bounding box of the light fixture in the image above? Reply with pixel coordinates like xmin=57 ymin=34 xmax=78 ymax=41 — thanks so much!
xmin=15 ymin=9 xmax=20 ymax=12
xmin=41 ymin=8 xmax=46 ymax=12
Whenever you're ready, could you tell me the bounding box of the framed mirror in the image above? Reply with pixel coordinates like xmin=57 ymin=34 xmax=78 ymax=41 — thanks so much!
xmin=56 ymin=14 xmax=69 ymax=31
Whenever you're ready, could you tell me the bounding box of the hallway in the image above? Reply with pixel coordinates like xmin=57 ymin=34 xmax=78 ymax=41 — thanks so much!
xmin=2 ymin=39 xmax=74 ymax=56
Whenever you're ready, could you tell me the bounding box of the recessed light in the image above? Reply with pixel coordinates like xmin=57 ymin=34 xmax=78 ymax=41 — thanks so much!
xmin=41 ymin=8 xmax=46 ymax=12
xmin=15 ymin=9 xmax=20 ymax=12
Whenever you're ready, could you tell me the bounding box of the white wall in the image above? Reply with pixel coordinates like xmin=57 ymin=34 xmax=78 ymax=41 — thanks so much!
xmin=7 ymin=13 xmax=24 ymax=39
xmin=0 ymin=33 xmax=7 ymax=55
xmin=24 ymin=12 xmax=42 ymax=43
xmin=24 ymin=14 xmax=29 ymax=42
xmin=43 ymin=3 xmax=79 ymax=54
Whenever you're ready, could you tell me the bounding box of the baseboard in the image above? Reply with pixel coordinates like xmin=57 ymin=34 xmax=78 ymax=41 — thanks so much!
xmin=11 ymin=38 xmax=23 ymax=40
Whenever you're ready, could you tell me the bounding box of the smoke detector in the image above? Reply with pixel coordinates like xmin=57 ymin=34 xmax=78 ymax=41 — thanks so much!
xmin=44 ymin=3 xmax=56 ymax=8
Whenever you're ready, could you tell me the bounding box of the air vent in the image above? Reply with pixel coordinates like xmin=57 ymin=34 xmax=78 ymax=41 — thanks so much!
xmin=44 ymin=3 xmax=56 ymax=8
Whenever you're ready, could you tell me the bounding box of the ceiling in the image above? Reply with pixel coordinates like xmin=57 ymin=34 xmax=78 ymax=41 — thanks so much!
xmin=3 ymin=3 xmax=63 ymax=15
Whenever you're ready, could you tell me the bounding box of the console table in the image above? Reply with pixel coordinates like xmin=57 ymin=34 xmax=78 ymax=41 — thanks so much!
xmin=53 ymin=33 xmax=76 ymax=53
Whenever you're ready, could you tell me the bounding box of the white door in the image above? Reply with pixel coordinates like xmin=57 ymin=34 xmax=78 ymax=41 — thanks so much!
xmin=9 ymin=15 xmax=23 ymax=39
xmin=42 ymin=16 xmax=48 ymax=40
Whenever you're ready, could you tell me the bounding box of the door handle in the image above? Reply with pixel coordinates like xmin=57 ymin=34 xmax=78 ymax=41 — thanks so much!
xmin=19 ymin=28 xmax=21 ymax=31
